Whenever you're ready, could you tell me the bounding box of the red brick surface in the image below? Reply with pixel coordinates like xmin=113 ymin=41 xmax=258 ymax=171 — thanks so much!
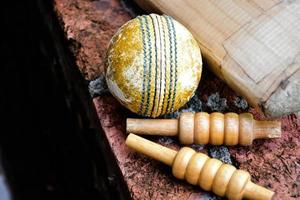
xmin=229 ymin=111 xmax=300 ymax=199
xmin=54 ymin=0 xmax=131 ymax=80
xmin=93 ymin=96 xmax=200 ymax=200
xmin=54 ymin=0 xmax=300 ymax=199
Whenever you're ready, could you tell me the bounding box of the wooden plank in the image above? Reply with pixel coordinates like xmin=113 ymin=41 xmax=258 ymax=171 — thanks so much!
xmin=134 ymin=0 xmax=300 ymax=117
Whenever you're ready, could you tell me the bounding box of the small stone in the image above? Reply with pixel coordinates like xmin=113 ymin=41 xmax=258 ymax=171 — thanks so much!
xmin=234 ymin=96 xmax=248 ymax=110
xmin=162 ymin=95 xmax=203 ymax=119
xmin=189 ymin=144 xmax=205 ymax=152
xmin=207 ymin=93 xmax=227 ymax=112
xmin=158 ymin=136 xmax=174 ymax=145
xmin=88 ymin=75 xmax=109 ymax=97
xmin=189 ymin=192 xmax=222 ymax=200
xmin=208 ymin=146 xmax=232 ymax=165
xmin=186 ymin=94 xmax=203 ymax=112
xmin=201 ymin=193 xmax=223 ymax=200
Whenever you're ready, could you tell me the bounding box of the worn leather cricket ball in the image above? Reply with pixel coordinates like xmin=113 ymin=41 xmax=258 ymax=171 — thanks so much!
xmin=105 ymin=14 xmax=202 ymax=118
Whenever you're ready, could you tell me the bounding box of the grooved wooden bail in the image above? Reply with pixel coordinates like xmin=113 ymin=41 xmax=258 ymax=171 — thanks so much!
xmin=126 ymin=134 xmax=274 ymax=200
xmin=126 ymin=112 xmax=281 ymax=146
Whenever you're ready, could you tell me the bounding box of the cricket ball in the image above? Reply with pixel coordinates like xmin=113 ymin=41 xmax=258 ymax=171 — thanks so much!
xmin=105 ymin=14 xmax=202 ymax=118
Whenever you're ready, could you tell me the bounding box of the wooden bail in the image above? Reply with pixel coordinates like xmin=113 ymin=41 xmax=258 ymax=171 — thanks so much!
xmin=126 ymin=134 xmax=274 ymax=200
xmin=126 ymin=112 xmax=281 ymax=146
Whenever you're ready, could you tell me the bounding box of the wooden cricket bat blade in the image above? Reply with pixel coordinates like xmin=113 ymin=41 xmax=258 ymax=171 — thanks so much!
xmin=134 ymin=0 xmax=300 ymax=117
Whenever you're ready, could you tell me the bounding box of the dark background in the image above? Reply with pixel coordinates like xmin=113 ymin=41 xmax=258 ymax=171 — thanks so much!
xmin=1 ymin=1 xmax=129 ymax=200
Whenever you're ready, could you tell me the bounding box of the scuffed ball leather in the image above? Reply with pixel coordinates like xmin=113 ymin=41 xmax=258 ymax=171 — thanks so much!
xmin=106 ymin=14 xmax=202 ymax=117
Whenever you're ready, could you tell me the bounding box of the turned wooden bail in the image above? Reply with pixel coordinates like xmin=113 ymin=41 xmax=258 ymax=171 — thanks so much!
xmin=126 ymin=112 xmax=281 ymax=145
xmin=126 ymin=134 xmax=274 ymax=200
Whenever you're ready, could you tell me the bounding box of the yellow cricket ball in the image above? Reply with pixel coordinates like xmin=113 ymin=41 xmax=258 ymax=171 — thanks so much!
xmin=105 ymin=14 xmax=202 ymax=118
